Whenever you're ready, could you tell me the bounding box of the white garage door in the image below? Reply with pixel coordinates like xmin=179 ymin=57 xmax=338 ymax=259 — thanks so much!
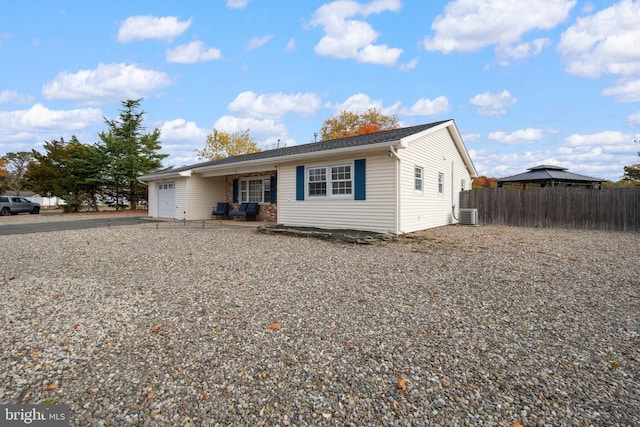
xmin=157 ymin=183 xmax=175 ymax=218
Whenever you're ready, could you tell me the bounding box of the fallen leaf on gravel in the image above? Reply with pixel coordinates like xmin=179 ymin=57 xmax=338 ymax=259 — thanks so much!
xmin=611 ymin=361 xmax=618 ymax=369
xmin=53 ymin=294 xmax=61 ymax=299
xmin=8 ymin=276 xmax=15 ymax=280
xmin=151 ymin=327 xmax=161 ymax=333
xmin=431 ymin=291 xmax=438 ymax=297
xmin=141 ymin=390 xmax=156 ymax=400
xmin=397 ymin=379 xmax=407 ymax=391
xmin=44 ymin=383 xmax=58 ymax=391
xmin=73 ymin=323 xmax=80 ymax=329
xmin=441 ymin=379 xmax=451 ymax=388
xmin=563 ymin=364 xmax=569 ymax=371
xmin=186 ymin=251 xmax=192 ymax=255
xmin=63 ymin=262 xmax=70 ymax=267
xmin=267 ymin=323 xmax=281 ymax=330
xmin=511 ymin=422 xmax=523 ymax=427
xmin=322 ymin=413 xmax=332 ymax=420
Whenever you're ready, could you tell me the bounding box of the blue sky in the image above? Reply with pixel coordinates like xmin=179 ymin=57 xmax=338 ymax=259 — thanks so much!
xmin=1 ymin=0 xmax=639 ymax=181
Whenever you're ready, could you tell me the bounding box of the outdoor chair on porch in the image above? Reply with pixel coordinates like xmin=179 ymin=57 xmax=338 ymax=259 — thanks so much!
xmin=212 ymin=202 xmax=230 ymax=219
xmin=228 ymin=202 xmax=259 ymax=221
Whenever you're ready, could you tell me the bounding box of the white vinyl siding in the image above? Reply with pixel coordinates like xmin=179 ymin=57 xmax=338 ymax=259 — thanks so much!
xmin=174 ymin=178 xmax=187 ymax=220
xmin=185 ymin=174 xmax=225 ymax=220
xmin=147 ymin=182 xmax=158 ymax=217
xmin=398 ymin=127 xmax=472 ymax=233
xmin=277 ymin=152 xmax=396 ymax=234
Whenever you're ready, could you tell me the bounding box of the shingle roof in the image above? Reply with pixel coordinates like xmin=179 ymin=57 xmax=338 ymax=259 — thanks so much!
xmin=498 ymin=165 xmax=603 ymax=184
xmin=148 ymin=121 xmax=450 ymax=177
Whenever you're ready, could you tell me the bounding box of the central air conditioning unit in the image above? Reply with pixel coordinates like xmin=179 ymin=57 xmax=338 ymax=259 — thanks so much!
xmin=459 ymin=208 xmax=478 ymax=225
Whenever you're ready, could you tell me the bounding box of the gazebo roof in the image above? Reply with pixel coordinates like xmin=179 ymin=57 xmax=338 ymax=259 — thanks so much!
xmin=497 ymin=165 xmax=603 ymax=187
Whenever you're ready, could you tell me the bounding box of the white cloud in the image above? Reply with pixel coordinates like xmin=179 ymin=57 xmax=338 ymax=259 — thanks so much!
xmin=247 ymin=35 xmax=273 ymax=51
xmin=159 ymin=119 xmax=208 ymax=142
xmin=0 ymin=90 xmax=34 ymax=104
xmin=471 ymin=128 xmax=639 ymax=181
xmin=424 ymin=0 xmax=575 ymax=60
xmin=469 ymin=90 xmax=517 ymax=116
xmin=497 ymin=38 xmax=549 ymax=64
xmin=488 ymin=128 xmax=548 ymax=144
xmin=118 ymin=15 xmax=192 ymax=43
xmin=227 ymin=91 xmax=322 ymax=120
xmin=42 ymin=63 xmax=172 ymax=106
xmin=628 ymin=111 xmax=640 ymax=127
xmin=166 ymin=41 xmax=222 ymax=63
xmin=403 ymin=96 xmax=450 ymax=116
xmin=328 ymin=93 xmax=401 ymax=116
xmin=399 ymin=57 xmax=418 ymax=71
xmin=601 ymin=78 xmax=640 ymax=103
xmin=565 ymin=131 xmax=634 ymax=148
xmin=285 ymin=38 xmax=296 ymax=52
xmin=310 ymin=0 xmax=403 ymax=66
xmin=0 ymin=103 xmax=102 ymax=142
xmin=558 ymin=0 xmax=640 ymax=78
xmin=226 ymin=0 xmax=250 ymax=9
xmin=214 ymin=115 xmax=286 ymax=137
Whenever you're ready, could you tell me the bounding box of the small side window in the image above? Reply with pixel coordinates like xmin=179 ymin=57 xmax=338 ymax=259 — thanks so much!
xmin=414 ymin=167 xmax=423 ymax=192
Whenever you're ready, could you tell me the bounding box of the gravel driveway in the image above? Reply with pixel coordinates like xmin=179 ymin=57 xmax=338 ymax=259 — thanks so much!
xmin=1 ymin=222 xmax=638 ymax=426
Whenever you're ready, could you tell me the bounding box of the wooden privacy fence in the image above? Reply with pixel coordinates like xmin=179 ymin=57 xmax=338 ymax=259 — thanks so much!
xmin=460 ymin=187 xmax=640 ymax=232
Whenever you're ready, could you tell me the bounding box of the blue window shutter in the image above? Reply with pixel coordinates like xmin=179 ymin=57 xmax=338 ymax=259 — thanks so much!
xmin=296 ymin=166 xmax=305 ymax=201
xmin=354 ymin=159 xmax=366 ymax=200
xmin=232 ymin=179 xmax=239 ymax=203
xmin=270 ymin=175 xmax=277 ymax=204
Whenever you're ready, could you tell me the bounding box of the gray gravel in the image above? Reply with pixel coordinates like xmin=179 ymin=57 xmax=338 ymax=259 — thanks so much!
xmin=1 ymin=220 xmax=638 ymax=426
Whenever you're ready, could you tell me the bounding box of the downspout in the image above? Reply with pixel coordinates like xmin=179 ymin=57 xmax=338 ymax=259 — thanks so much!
xmin=451 ymin=161 xmax=458 ymax=221
xmin=389 ymin=145 xmax=401 ymax=234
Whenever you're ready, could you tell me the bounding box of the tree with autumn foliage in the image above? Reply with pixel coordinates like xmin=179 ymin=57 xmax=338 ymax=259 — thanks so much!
xmin=194 ymin=128 xmax=261 ymax=160
xmin=472 ymin=176 xmax=498 ymax=189
xmin=319 ymin=108 xmax=399 ymax=141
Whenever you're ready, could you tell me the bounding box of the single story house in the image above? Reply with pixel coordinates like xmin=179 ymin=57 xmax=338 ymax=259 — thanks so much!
xmin=139 ymin=119 xmax=477 ymax=235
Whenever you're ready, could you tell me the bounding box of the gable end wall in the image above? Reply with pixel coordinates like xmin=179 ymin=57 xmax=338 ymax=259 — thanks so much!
xmin=399 ymin=127 xmax=472 ymax=233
